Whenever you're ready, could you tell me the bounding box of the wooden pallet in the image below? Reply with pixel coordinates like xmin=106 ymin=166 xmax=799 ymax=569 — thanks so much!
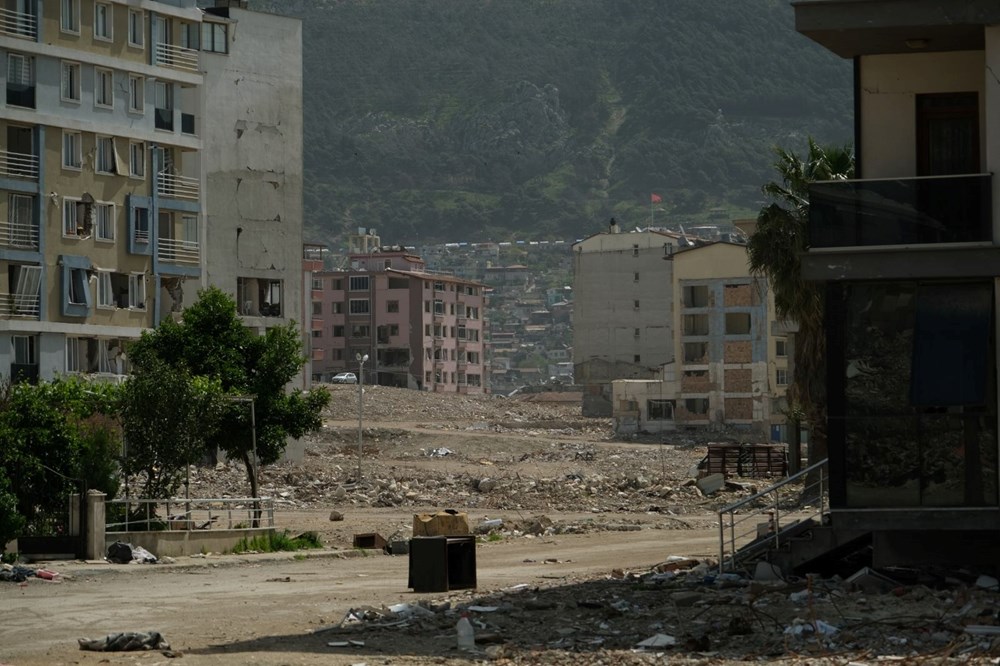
xmin=706 ymin=443 xmax=787 ymax=478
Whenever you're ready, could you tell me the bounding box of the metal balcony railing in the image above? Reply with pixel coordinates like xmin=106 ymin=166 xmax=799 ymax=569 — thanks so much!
xmin=0 ymin=7 xmax=36 ymax=38
xmin=154 ymin=42 xmax=199 ymax=72
xmin=809 ymin=173 xmax=992 ymax=249
xmin=0 ymin=150 xmax=38 ymax=179
xmin=158 ymin=171 xmax=199 ymax=200
xmin=0 ymin=220 xmax=38 ymax=249
xmin=157 ymin=237 xmax=199 ymax=264
xmin=0 ymin=292 xmax=40 ymax=318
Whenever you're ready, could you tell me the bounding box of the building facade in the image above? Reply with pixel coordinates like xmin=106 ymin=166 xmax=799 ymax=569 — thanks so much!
xmin=312 ymin=231 xmax=487 ymax=393
xmin=572 ymin=226 xmax=680 ymax=416
xmin=794 ymin=0 xmax=1000 ymax=564
xmin=0 ymin=0 xmax=303 ymax=384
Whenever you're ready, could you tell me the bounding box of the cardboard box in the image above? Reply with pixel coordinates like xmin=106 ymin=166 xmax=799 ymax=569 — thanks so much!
xmin=412 ymin=510 xmax=471 ymax=537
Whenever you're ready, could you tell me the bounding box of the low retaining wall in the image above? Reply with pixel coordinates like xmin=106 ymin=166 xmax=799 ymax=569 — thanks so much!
xmin=105 ymin=527 xmax=275 ymax=558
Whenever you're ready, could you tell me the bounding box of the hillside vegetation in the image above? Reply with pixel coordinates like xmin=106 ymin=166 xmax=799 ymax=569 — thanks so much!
xmin=258 ymin=0 xmax=853 ymax=244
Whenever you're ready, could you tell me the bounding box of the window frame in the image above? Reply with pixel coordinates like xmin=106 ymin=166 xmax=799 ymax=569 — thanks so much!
xmin=349 ymin=275 xmax=370 ymax=291
xmin=129 ymin=140 xmax=145 ymax=178
xmin=349 ymin=298 xmax=370 ymax=315
xmin=95 ymin=202 xmax=115 ymax=242
xmin=201 ymin=21 xmax=228 ymax=53
xmin=95 ymin=135 xmax=116 ymax=174
xmin=62 ymin=130 xmax=81 ymax=170
xmin=128 ymin=8 xmax=144 ymax=48
xmin=62 ymin=197 xmax=84 ymax=237
xmin=96 ymin=270 xmax=114 ymax=309
xmin=12 ymin=334 xmax=36 ymax=365
xmin=60 ymin=60 xmax=81 ymax=103
xmin=60 ymin=0 xmax=80 ymax=34
xmin=94 ymin=2 xmax=113 ymax=41
xmin=128 ymin=74 xmax=144 ymax=114
xmin=129 ymin=273 xmax=147 ymax=310
xmin=94 ymin=67 xmax=113 ymax=109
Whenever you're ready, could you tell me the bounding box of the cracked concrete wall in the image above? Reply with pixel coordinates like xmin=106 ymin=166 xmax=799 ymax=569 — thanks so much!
xmin=859 ymin=51 xmax=984 ymax=179
xmin=200 ymin=9 xmax=303 ymax=330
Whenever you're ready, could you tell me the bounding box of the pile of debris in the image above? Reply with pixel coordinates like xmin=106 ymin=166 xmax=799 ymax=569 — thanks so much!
xmin=316 ymin=556 xmax=1000 ymax=664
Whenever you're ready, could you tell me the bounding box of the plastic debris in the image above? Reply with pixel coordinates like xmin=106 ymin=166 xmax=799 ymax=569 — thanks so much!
xmin=636 ymin=633 xmax=677 ymax=648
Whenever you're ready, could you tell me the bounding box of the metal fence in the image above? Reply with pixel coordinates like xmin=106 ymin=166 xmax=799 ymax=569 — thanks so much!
xmin=105 ymin=497 xmax=275 ymax=532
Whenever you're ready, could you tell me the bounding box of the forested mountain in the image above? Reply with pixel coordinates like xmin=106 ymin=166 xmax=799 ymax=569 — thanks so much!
xmin=255 ymin=0 xmax=853 ymax=245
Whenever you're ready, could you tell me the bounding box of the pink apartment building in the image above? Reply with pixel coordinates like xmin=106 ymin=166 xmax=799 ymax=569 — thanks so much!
xmin=311 ymin=243 xmax=487 ymax=393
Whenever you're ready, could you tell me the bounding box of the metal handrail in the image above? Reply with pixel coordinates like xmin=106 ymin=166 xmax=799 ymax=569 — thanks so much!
xmin=717 ymin=458 xmax=828 ymax=574
xmin=0 ymin=220 xmax=38 ymax=248
xmin=0 ymin=7 xmax=36 ymax=38
xmin=0 ymin=150 xmax=38 ymax=179
xmin=106 ymin=496 xmax=275 ymax=532
xmin=157 ymin=237 xmax=200 ymax=264
xmin=157 ymin=171 xmax=199 ymax=200
xmin=154 ymin=42 xmax=199 ymax=71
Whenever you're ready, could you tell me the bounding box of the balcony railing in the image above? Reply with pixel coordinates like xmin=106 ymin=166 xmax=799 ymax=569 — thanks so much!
xmin=809 ymin=173 xmax=992 ymax=249
xmin=0 ymin=7 xmax=37 ymax=39
xmin=0 ymin=220 xmax=38 ymax=249
xmin=157 ymin=237 xmax=199 ymax=264
xmin=154 ymin=42 xmax=199 ymax=72
xmin=158 ymin=171 xmax=199 ymax=200
xmin=0 ymin=292 xmax=39 ymax=318
xmin=0 ymin=150 xmax=38 ymax=180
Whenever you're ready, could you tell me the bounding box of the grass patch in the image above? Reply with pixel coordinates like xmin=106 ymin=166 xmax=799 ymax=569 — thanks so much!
xmin=231 ymin=530 xmax=323 ymax=554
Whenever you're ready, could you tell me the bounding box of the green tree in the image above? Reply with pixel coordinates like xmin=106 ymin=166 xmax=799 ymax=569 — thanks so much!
xmin=120 ymin=359 xmax=226 ymax=499
xmin=0 ymin=378 xmax=121 ymax=535
xmin=128 ymin=287 xmax=330 ymax=498
xmin=0 ymin=473 xmax=24 ymax=553
xmin=747 ymin=138 xmax=854 ymax=473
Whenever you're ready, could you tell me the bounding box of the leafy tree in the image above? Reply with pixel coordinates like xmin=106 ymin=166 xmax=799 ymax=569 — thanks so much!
xmin=119 ymin=358 xmax=226 ymax=499
xmin=128 ymin=287 xmax=330 ymax=498
xmin=0 ymin=378 xmax=121 ymax=535
xmin=0 ymin=473 xmax=24 ymax=553
xmin=746 ymin=138 xmax=854 ymax=473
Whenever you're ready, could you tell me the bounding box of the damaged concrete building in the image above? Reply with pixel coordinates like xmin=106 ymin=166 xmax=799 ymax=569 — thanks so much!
xmin=0 ymin=0 xmax=304 ymax=383
xmin=609 ymin=241 xmax=789 ymax=438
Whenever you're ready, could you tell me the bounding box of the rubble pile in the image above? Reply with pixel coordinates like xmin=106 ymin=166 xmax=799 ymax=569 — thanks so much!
xmin=318 ymin=558 xmax=1000 ymax=664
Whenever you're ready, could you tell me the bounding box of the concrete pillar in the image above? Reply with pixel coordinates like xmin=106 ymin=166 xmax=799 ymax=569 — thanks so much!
xmin=85 ymin=491 xmax=106 ymax=561
xmin=68 ymin=493 xmax=80 ymax=536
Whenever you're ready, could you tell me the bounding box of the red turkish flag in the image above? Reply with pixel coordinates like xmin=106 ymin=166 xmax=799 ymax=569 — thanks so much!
xmin=650 ymin=193 xmax=663 ymax=203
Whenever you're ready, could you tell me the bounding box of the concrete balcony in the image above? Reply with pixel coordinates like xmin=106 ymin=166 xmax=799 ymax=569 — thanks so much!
xmin=0 ymin=150 xmax=38 ymax=180
xmin=157 ymin=172 xmax=199 ymax=201
xmin=0 ymin=6 xmax=36 ymax=39
xmin=809 ymin=174 xmax=992 ymax=249
xmin=155 ymin=42 xmax=200 ymax=72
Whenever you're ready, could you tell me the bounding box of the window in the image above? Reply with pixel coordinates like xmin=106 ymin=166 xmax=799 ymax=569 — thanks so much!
xmin=95 ymin=203 xmax=114 ymax=241
xmin=128 ymin=9 xmax=144 ymax=47
xmin=311 ymin=329 xmax=322 ymax=339
xmin=129 ymin=141 xmax=145 ymax=177
xmin=97 ymin=271 xmax=114 ymax=308
xmin=648 ymin=399 xmax=674 ymax=421
xmin=424 ymin=324 xmax=430 ymax=336
xmin=133 ymin=205 xmax=149 ymax=243
xmin=68 ymin=268 xmax=88 ymax=305
xmin=67 ymin=337 xmax=84 ymax=372
xmin=128 ymin=75 xmax=144 ymax=113
xmin=633 ymin=300 xmax=640 ymax=310
xmin=179 ymin=22 xmax=198 ymax=50
xmin=632 ymin=244 xmax=639 ymax=257
xmin=467 ymin=374 xmax=482 ymax=387
xmin=63 ymin=198 xmax=90 ymax=237
xmin=61 ymin=61 xmax=80 ymax=102
xmin=633 ymin=354 xmax=641 ymax=363
xmin=424 ymin=301 xmax=430 ymax=313
xmin=13 ymin=335 xmax=36 ymax=365
xmin=154 ymin=80 xmax=172 ymax=130
xmin=433 ymin=300 xmax=444 ymax=315
xmin=683 ymin=314 xmax=709 ymax=336
xmin=685 ymin=398 xmax=709 ymax=415
xmin=129 ymin=273 xmax=146 ymax=309
xmin=332 ymin=325 xmax=345 ymax=337
xmin=8 ymin=194 xmax=34 ymax=247
xmin=351 ymin=325 xmax=370 ymax=338
xmin=349 ymin=276 xmax=370 ymax=291
xmin=333 ymin=279 xmax=343 ymax=290
xmin=349 ymin=299 xmax=369 ymax=314
xmin=62 ymin=131 xmax=81 ymax=169
xmin=634 ymin=272 xmax=640 ymax=282
xmin=331 ymin=302 xmax=342 ymax=314
xmin=96 ymin=136 xmax=116 ymax=174
xmin=683 ymin=285 xmax=710 ymax=308
xmin=386 ymin=300 xmax=399 ymax=313
xmin=95 ymin=68 xmax=113 ymax=108
xmin=312 ymin=302 xmax=322 ymax=315
xmin=7 ymin=53 xmax=35 ymax=108
xmin=683 ymin=342 xmax=709 ymax=363
xmin=775 ymin=338 xmax=787 ymax=357
xmin=311 ymin=277 xmax=323 ymax=290
xmin=94 ymin=2 xmax=112 ymax=41
xmin=433 ymin=281 xmax=445 ymax=292
xmin=725 ymin=313 xmax=752 ymax=335
xmin=61 ymin=0 xmax=80 ymax=33
xmin=201 ymin=21 xmax=228 ymax=53
xmin=776 ymin=369 xmax=788 ymax=386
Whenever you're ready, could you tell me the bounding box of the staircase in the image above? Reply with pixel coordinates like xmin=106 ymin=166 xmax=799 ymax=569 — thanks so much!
xmin=718 ymin=458 xmax=870 ymax=574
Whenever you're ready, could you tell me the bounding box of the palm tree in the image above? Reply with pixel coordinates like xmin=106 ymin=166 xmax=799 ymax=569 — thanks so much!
xmin=747 ymin=138 xmax=854 ymax=476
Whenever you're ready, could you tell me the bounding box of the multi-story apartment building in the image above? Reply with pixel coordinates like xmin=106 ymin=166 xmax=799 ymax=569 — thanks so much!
xmin=572 ymin=224 xmax=681 ymax=416
xmin=610 ymin=241 xmax=788 ymax=438
xmin=312 ymin=230 xmax=487 ymax=393
xmin=0 ymin=0 xmax=303 ymax=384
xmin=790 ymin=0 xmax=1000 ymax=560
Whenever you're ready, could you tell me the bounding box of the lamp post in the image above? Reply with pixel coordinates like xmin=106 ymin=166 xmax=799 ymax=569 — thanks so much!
xmin=356 ymin=353 xmax=368 ymax=482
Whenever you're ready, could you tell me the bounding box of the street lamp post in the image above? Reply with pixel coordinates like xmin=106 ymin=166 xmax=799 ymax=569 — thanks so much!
xmin=356 ymin=353 xmax=368 ymax=482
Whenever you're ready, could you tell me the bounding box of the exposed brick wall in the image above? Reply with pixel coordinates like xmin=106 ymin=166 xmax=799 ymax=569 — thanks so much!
xmin=681 ymin=371 xmax=711 ymax=393
xmin=724 ymin=341 xmax=752 ymax=363
xmin=724 ymin=368 xmax=752 ymax=393
xmin=725 ymin=397 xmax=753 ymax=420
xmin=675 ymin=406 xmax=708 ymax=423
xmin=724 ymin=283 xmax=752 ymax=307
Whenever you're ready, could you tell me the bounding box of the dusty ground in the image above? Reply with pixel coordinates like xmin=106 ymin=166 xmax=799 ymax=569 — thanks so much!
xmin=3 ymin=386 xmax=1000 ymax=665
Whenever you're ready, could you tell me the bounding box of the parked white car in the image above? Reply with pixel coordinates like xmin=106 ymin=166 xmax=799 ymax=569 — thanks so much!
xmin=331 ymin=372 xmax=358 ymax=384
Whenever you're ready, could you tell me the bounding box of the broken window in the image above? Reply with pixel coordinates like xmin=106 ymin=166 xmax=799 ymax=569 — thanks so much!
xmin=648 ymin=399 xmax=675 ymax=420
xmin=685 ymin=398 xmax=709 ymax=415
xmin=683 ymin=342 xmax=708 ymax=363
xmin=725 ymin=313 xmax=751 ymax=335
xmin=683 ymin=314 xmax=709 ymax=336
xmin=683 ymin=285 xmax=709 ymax=308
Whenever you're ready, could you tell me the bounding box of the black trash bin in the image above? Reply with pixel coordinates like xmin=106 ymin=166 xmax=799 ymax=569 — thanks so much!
xmin=407 ymin=535 xmax=477 ymax=593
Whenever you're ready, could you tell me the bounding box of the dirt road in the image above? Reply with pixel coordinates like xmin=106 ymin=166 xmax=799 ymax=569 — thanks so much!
xmin=1 ymin=513 xmax=720 ymax=666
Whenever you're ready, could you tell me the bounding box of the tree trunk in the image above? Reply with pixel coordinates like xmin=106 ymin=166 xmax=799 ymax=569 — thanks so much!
xmin=241 ymin=451 xmax=260 ymax=527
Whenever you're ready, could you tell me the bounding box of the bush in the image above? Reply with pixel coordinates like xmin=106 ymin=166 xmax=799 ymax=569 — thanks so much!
xmin=0 ymin=474 xmax=25 ymax=552
xmin=230 ymin=530 xmax=322 ymax=554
